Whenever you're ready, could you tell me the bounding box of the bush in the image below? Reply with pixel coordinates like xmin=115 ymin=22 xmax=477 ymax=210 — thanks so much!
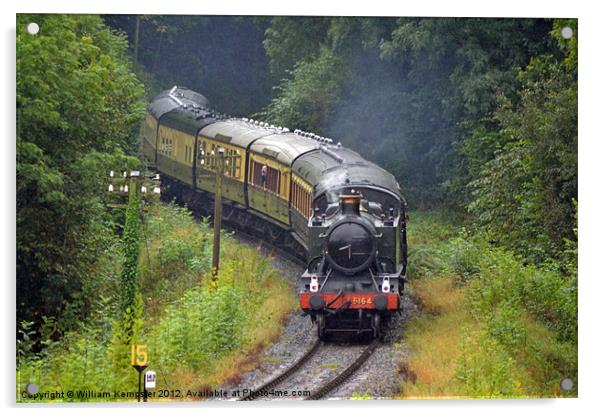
xmin=470 ymin=247 xmax=576 ymax=345
xmin=18 ymin=311 xmax=140 ymax=402
xmin=442 ymin=236 xmax=484 ymax=283
xmin=139 ymin=203 xmax=212 ymax=304
xmin=485 ymin=303 xmax=527 ymax=349
xmin=406 ymin=210 xmax=458 ymax=279
xmin=454 ymin=329 xmax=522 ymax=398
xmin=412 ymin=229 xmax=578 ymax=347
xmin=150 ymin=285 xmax=244 ymax=371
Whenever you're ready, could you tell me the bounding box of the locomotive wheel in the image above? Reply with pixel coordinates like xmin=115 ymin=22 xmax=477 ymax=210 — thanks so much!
xmin=316 ymin=313 xmax=328 ymax=341
xmin=371 ymin=313 xmax=382 ymax=340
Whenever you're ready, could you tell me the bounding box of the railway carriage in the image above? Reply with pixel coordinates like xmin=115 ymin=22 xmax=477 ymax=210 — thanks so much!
xmin=141 ymin=86 xmax=408 ymax=339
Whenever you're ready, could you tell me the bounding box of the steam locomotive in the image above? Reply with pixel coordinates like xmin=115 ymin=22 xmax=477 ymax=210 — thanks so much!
xmin=140 ymin=86 xmax=408 ymax=340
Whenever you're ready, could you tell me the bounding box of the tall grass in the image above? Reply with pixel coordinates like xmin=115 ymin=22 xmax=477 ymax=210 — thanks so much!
xmin=398 ymin=211 xmax=577 ymax=398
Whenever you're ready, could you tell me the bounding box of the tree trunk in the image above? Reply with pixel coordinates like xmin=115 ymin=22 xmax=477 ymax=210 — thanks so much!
xmin=134 ymin=15 xmax=140 ymax=68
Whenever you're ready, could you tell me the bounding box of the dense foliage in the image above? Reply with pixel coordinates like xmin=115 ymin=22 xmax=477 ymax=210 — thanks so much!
xmin=103 ymin=15 xmax=577 ymax=262
xmin=467 ymin=21 xmax=578 ymax=262
xmin=257 ymin=17 xmax=577 ymax=263
xmin=103 ymin=15 xmax=273 ymax=114
xmin=17 ymin=14 xmax=145 ymax=332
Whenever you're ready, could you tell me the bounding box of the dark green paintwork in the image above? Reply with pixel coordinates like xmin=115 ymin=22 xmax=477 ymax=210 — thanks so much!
xmin=247 ymin=185 xmax=289 ymax=224
xmin=196 ymin=166 xmax=246 ymax=206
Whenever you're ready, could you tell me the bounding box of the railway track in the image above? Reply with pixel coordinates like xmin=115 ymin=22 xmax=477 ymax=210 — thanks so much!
xmin=305 ymin=341 xmax=378 ymax=400
xmin=240 ymin=339 xmax=322 ymax=401
xmin=240 ymin=339 xmax=379 ymax=401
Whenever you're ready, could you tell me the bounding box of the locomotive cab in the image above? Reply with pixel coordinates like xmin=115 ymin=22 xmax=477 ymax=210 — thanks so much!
xmin=299 ymin=187 xmax=407 ymax=340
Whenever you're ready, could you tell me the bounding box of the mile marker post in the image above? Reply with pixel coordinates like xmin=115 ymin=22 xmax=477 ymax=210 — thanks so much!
xmin=134 ymin=364 xmax=147 ymax=402
xmin=131 ymin=344 xmax=148 ymax=402
xmin=211 ymin=147 xmax=225 ymax=285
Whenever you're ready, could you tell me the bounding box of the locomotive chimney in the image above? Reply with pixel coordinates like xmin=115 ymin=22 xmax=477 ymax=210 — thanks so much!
xmin=340 ymin=194 xmax=361 ymax=216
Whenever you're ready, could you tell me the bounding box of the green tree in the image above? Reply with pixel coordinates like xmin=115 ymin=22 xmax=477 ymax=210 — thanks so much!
xmin=379 ymin=18 xmax=553 ymax=206
xmin=261 ymin=48 xmax=348 ymax=131
xmin=263 ymin=16 xmax=331 ymax=80
xmin=104 ymin=15 xmax=273 ymax=115
xmin=16 ymin=14 xmax=145 ymax=332
xmin=468 ymin=19 xmax=577 ymax=261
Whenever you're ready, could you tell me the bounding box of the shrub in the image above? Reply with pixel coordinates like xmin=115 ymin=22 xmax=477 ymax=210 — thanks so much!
xmin=149 ymin=284 xmax=244 ymax=371
xmin=454 ymin=329 xmax=522 ymax=398
xmin=442 ymin=236 xmax=484 ymax=283
xmin=17 ymin=201 xmax=295 ymax=401
xmin=485 ymin=303 xmax=527 ymax=349
xmin=18 ymin=321 xmax=138 ymax=402
xmin=139 ymin=203 xmax=212 ymax=305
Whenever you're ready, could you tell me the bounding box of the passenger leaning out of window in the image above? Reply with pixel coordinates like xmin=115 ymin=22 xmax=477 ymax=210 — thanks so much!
xmin=261 ymin=164 xmax=268 ymax=187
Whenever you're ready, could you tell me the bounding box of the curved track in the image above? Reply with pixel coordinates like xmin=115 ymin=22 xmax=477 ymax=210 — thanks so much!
xmin=240 ymin=339 xmax=322 ymax=401
xmin=305 ymin=341 xmax=378 ymax=400
xmin=241 ymin=340 xmax=379 ymax=401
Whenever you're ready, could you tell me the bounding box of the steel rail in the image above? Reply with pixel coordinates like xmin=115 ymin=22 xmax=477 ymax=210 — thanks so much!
xmin=304 ymin=340 xmax=379 ymax=400
xmin=240 ymin=339 xmax=322 ymax=401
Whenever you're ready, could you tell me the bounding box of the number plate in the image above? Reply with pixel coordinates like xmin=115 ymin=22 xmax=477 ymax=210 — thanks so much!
xmin=349 ymin=296 xmax=373 ymax=306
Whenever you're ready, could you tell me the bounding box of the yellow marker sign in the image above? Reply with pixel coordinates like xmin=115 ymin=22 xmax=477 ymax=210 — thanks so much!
xmin=131 ymin=344 xmax=148 ymax=366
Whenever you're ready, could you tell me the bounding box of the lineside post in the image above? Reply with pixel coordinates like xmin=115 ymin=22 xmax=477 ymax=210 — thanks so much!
xmin=211 ymin=147 xmax=225 ymax=285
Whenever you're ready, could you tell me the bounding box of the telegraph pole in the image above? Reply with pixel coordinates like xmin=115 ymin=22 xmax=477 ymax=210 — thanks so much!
xmin=106 ymin=170 xmax=161 ymax=315
xmin=129 ymin=170 xmax=141 ymax=200
xmin=211 ymin=148 xmax=225 ymax=284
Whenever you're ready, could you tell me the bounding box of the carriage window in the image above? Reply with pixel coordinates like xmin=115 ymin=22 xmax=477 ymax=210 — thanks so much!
xmin=210 ymin=144 xmax=216 ymax=168
xmin=161 ymin=137 xmax=171 ymax=156
xmin=292 ymin=180 xmax=311 ymax=218
xmin=225 ymin=149 xmax=232 ymax=176
xmin=196 ymin=140 xmax=241 ymax=178
xmin=221 ymin=148 xmax=241 ymax=178
xmin=225 ymin=149 xmax=238 ymax=178
xmin=251 ymin=160 xmax=280 ymax=194
xmin=234 ymin=150 xmax=241 ymax=178
xmin=187 ymin=145 xmax=193 ymax=164
xmin=200 ymin=141 xmax=207 ymax=166
xmin=197 ymin=142 xmax=204 ymax=159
